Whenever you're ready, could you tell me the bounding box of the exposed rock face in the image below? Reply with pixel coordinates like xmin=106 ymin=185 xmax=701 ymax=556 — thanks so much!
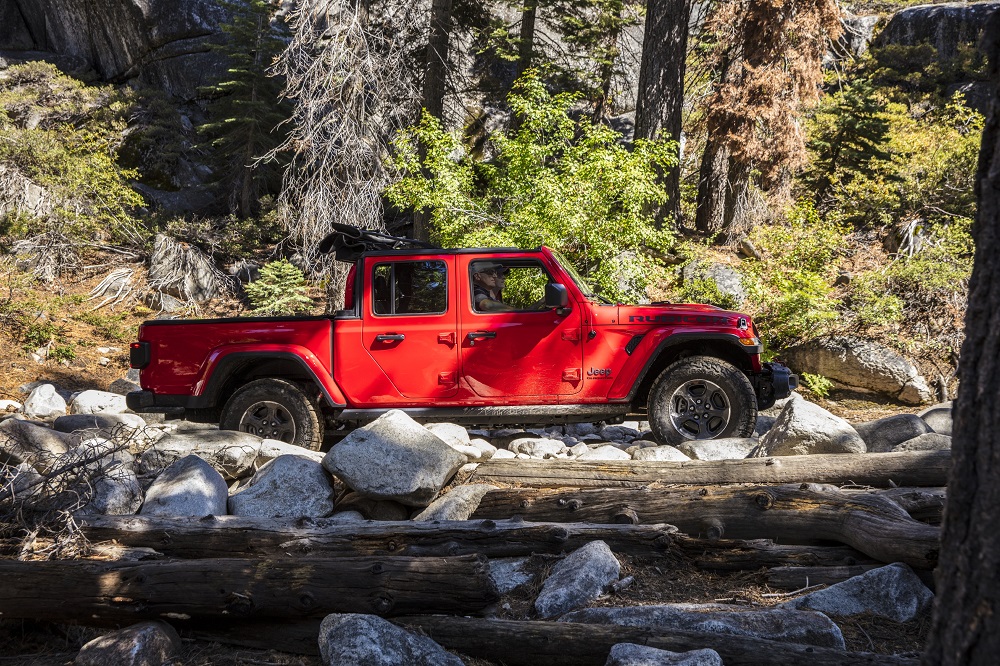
xmin=677 ymin=437 xmax=757 ymax=461
xmin=412 ymin=484 xmax=497 ymax=521
xmin=139 ymin=454 xmax=228 ymax=517
xmin=74 ymin=620 xmax=181 ymax=666
xmin=227 ymin=455 xmax=337 ymax=519
xmin=837 ymin=14 xmax=881 ymax=58
xmin=0 ymin=0 xmax=234 ymax=99
xmin=606 ymin=644 xmax=723 ymax=666
xmin=680 ymin=261 xmax=746 ymax=304
xmin=783 ymin=337 xmax=933 ymax=404
xmin=854 ymin=414 xmax=932 ymax=453
xmin=874 ymin=2 xmax=1000 ymax=61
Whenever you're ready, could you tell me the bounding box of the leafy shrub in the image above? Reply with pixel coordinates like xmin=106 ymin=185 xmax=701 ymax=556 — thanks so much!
xmin=49 ymin=344 xmax=76 ymax=363
xmin=740 ymin=201 xmax=845 ymax=351
xmin=0 ymin=62 xmax=144 ymax=245
xmin=387 ymin=71 xmax=678 ymax=303
xmin=800 ymin=372 xmax=833 ymax=399
xmin=244 ymin=259 xmax=313 ymax=316
xmin=676 ymin=276 xmax=741 ymax=310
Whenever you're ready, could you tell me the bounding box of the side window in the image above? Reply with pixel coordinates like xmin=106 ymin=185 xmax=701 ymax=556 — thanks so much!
xmin=470 ymin=260 xmax=551 ymax=312
xmin=372 ymin=260 xmax=447 ymax=316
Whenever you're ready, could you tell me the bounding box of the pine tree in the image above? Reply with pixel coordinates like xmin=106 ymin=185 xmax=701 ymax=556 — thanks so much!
xmin=200 ymin=0 xmax=291 ymax=218
xmin=805 ymin=79 xmax=893 ymax=199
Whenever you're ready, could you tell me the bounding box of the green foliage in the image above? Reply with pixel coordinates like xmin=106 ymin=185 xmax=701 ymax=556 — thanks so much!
xmin=49 ymin=343 xmax=76 ymax=363
xmin=21 ymin=319 xmax=59 ymax=351
xmin=159 ymin=198 xmax=285 ymax=260
xmin=740 ymin=201 xmax=845 ymax=350
xmin=868 ymin=43 xmax=988 ymax=98
xmin=0 ymin=62 xmax=144 ymax=244
xmin=800 ymin=372 xmax=833 ymax=399
xmin=244 ymin=259 xmax=313 ymax=316
xmin=804 ymin=79 xmax=893 ymax=200
xmin=846 ymin=273 xmax=905 ymax=331
xmin=199 ymin=0 xmax=292 ymax=218
xmin=676 ymin=276 xmax=740 ymax=310
xmin=387 ymin=71 xmax=677 ymax=302
xmin=74 ymin=310 xmax=132 ymax=343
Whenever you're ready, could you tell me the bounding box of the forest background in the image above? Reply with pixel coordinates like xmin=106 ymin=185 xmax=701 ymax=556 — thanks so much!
xmin=0 ymin=0 xmax=991 ymax=402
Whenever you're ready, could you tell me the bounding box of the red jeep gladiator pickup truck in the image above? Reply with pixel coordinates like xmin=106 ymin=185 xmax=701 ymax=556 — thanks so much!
xmin=128 ymin=225 xmax=796 ymax=450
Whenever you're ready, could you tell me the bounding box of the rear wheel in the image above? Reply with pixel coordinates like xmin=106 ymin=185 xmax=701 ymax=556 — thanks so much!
xmin=220 ymin=378 xmax=324 ymax=450
xmin=648 ymin=356 xmax=757 ymax=447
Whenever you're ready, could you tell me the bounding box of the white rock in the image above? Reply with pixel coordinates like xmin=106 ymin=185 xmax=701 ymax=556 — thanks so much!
xmin=468 ymin=438 xmax=497 ymax=460
xmin=489 ymin=557 xmax=536 ymax=595
xmin=508 ymin=437 xmax=566 ymax=458
xmin=780 ymin=562 xmax=933 ymax=622
xmin=69 ymin=390 xmax=129 ymax=415
xmin=677 ymin=437 xmax=758 ymax=461
xmin=22 ymin=384 xmax=67 ymax=418
xmin=755 ymin=396 xmax=866 ymax=456
xmin=140 ymin=454 xmax=228 ymax=517
xmin=425 ymin=422 xmax=471 ymax=448
xmin=318 ymin=613 xmax=464 ymax=666
xmin=492 ymin=449 xmax=516 ymax=459
xmin=75 ymin=621 xmax=181 ymax=666
xmin=257 ymin=438 xmax=325 ymax=465
xmin=577 ymin=445 xmax=632 ymax=461
xmin=0 ymin=400 xmax=21 ymax=413
xmin=322 ymin=410 xmax=466 ymax=507
xmin=228 ymin=455 xmax=337 ymax=518
xmin=0 ymin=418 xmax=73 ymax=473
xmin=632 ymin=446 xmax=691 ymax=462
xmin=535 ymin=540 xmax=621 ymax=618
xmin=569 ymin=442 xmax=590 ymax=457
xmin=412 ymin=484 xmax=497 ymax=521
xmin=138 ymin=430 xmax=263 ymax=480
xmin=606 ymin=644 xmax=723 ymax=666
xmin=918 ymin=401 xmax=953 ymax=436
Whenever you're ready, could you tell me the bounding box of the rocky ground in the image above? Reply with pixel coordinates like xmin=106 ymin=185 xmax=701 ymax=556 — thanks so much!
xmin=0 ymin=373 xmax=950 ymax=665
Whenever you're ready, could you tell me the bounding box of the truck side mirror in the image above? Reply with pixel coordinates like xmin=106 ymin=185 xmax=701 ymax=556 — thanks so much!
xmin=545 ymin=283 xmax=570 ymax=310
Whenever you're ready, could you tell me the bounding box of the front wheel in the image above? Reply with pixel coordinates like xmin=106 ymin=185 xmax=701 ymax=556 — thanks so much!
xmin=220 ymin=378 xmax=324 ymax=450
xmin=647 ymin=356 xmax=757 ymax=446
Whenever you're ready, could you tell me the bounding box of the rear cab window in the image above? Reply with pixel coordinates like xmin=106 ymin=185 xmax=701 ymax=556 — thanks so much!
xmin=372 ymin=260 xmax=448 ymax=316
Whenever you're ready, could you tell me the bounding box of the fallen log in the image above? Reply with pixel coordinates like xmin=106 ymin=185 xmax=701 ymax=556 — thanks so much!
xmin=79 ymin=516 xmax=680 ymax=559
xmin=844 ymin=487 xmax=946 ymax=524
xmin=0 ymin=555 xmax=497 ymax=624
xmin=394 ymin=616 xmax=920 ymax=666
xmin=473 ymin=484 xmax=940 ymax=568
xmin=471 ymin=450 xmax=949 ymax=488
xmin=767 ymin=564 xmax=936 ymax=592
xmin=674 ymin=537 xmax=878 ymax=571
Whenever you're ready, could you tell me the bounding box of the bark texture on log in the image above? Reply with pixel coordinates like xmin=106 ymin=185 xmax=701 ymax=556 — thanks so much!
xmin=675 ymin=538 xmax=877 ymax=571
xmin=0 ymin=555 xmax=497 ymax=623
xmin=845 ymin=487 xmax=946 ymax=524
xmin=80 ymin=516 xmax=679 ymax=559
xmin=471 ymin=451 xmax=949 ymax=488
xmin=473 ymin=484 xmax=939 ymax=568
xmin=394 ymin=616 xmax=919 ymax=666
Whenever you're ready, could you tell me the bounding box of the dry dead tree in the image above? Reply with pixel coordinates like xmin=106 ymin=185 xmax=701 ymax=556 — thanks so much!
xmin=272 ymin=0 xmax=419 ymax=309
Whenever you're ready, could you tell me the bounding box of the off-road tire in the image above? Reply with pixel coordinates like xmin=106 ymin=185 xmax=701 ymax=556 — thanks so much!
xmin=647 ymin=355 xmax=757 ymax=447
xmin=220 ymin=378 xmax=324 ymax=450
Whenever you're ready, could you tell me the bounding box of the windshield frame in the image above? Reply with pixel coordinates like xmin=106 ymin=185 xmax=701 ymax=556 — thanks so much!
xmin=549 ymin=249 xmax=600 ymax=300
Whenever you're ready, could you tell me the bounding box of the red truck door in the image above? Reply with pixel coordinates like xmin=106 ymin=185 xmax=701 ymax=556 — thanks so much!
xmin=361 ymin=255 xmax=460 ymax=399
xmin=459 ymin=256 xmax=584 ymax=401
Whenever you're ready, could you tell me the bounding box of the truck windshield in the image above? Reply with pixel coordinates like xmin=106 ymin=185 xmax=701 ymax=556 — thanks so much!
xmin=550 ymin=250 xmax=599 ymax=300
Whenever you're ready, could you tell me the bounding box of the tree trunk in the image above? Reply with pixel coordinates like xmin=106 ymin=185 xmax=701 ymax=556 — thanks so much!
xmin=470 ymin=450 xmax=951 ymax=488
xmin=395 ymin=616 xmax=920 ymax=666
xmin=695 ymin=131 xmax=730 ymax=236
xmin=422 ymin=0 xmax=453 ymax=120
xmin=634 ymin=0 xmax=691 ymax=226
xmin=0 ymin=555 xmax=497 ymax=624
xmin=677 ymin=538 xmax=877 ymax=571
xmin=79 ymin=516 xmax=680 ymax=559
xmin=923 ymin=17 xmax=1000 ymax=665
xmin=472 ymin=484 xmax=940 ymax=568
xmin=516 ymin=0 xmax=538 ymax=81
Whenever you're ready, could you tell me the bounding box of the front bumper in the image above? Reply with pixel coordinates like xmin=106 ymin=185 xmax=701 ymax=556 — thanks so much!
xmin=754 ymin=362 xmax=798 ymax=410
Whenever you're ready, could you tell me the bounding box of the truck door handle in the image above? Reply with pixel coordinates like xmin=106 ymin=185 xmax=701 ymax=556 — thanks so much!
xmin=467 ymin=330 xmax=496 ymax=346
xmin=375 ymin=334 xmax=405 ymax=342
